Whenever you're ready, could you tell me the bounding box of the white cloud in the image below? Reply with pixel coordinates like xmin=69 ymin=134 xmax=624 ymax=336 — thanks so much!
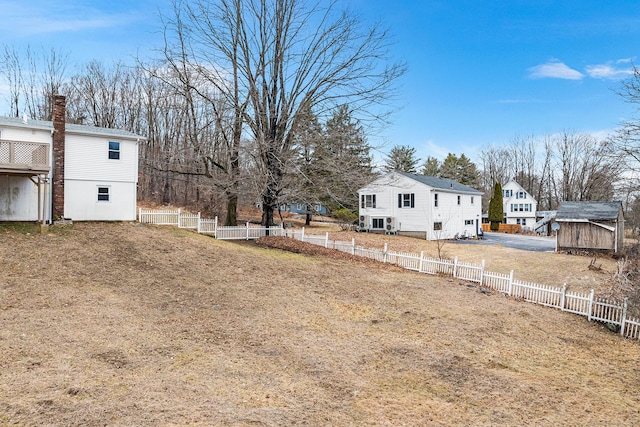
xmin=528 ymin=61 xmax=584 ymax=80
xmin=585 ymin=61 xmax=635 ymax=80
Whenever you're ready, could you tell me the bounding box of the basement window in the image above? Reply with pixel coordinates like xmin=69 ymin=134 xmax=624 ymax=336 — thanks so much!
xmin=108 ymin=141 xmax=120 ymax=160
xmin=97 ymin=186 xmax=110 ymax=202
xmin=433 ymin=222 xmax=442 ymax=231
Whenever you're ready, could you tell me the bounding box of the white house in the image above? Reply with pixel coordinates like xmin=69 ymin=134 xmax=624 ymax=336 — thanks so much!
xmin=501 ymin=179 xmax=537 ymax=230
xmin=0 ymin=95 xmax=144 ymax=222
xmin=358 ymin=171 xmax=483 ymax=240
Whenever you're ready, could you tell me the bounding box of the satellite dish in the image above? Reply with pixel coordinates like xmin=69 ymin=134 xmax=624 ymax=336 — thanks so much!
xmin=551 ymin=222 xmax=560 ymax=231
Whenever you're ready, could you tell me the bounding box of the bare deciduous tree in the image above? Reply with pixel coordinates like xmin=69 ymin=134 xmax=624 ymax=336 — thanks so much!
xmin=177 ymin=0 xmax=405 ymax=226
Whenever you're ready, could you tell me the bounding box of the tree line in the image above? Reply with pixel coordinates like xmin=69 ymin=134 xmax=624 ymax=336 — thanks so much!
xmin=384 ymin=130 xmax=632 ymax=222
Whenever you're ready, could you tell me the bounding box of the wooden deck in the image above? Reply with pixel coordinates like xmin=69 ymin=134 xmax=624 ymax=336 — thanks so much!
xmin=0 ymin=141 xmax=50 ymax=174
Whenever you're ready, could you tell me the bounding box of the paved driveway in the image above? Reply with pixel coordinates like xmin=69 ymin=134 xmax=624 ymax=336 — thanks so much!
xmin=452 ymin=232 xmax=556 ymax=252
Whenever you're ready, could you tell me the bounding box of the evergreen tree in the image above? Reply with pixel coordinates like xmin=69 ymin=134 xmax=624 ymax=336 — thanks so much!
xmin=290 ymin=103 xmax=324 ymax=225
xmin=315 ymin=104 xmax=374 ymax=212
xmin=438 ymin=153 xmax=480 ymax=187
xmin=384 ymin=145 xmax=419 ymax=173
xmin=488 ymin=182 xmax=503 ymax=231
xmin=421 ymin=156 xmax=440 ymax=176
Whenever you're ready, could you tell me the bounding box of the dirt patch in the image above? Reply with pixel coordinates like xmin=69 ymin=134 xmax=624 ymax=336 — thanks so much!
xmin=1 ymin=222 xmax=639 ymax=426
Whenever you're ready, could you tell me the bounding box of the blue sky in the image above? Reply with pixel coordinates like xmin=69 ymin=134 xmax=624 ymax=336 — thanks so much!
xmin=1 ymin=0 xmax=639 ymax=164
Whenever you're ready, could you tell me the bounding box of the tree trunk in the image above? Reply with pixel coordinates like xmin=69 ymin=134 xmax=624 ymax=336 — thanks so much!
xmin=225 ymin=191 xmax=238 ymax=226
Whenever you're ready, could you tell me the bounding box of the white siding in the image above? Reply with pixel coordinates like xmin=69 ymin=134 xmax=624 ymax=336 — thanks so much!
xmin=63 ymin=133 xmax=138 ymax=221
xmin=359 ymin=172 xmax=483 ymax=240
xmin=0 ymin=176 xmax=40 ymax=220
xmin=502 ymin=180 xmax=537 ymax=229
xmin=0 ymin=126 xmax=51 ymax=144
xmin=65 ymin=180 xmax=137 ymax=221
xmin=65 ymin=134 xmax=138 ymax=182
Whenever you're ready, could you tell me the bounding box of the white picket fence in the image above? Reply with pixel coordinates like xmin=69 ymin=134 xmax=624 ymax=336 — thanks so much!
xmin=138 ymin=208 xmax=285 ymax=240
xmin=283 ymin=228 xmax=640 ymax=342
xmin=137 ymin=208 xmax=640 ymax=342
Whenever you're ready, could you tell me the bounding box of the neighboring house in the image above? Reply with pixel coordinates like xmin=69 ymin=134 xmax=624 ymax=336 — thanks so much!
xmin=555 ymin=201 xmax=624 ymax=253
xmin=280 ymin=202 xmax=328 ymax=216
xmin=358 ymin=171 xmax=483 ymax=240
xmin=502 ymin=179 xmax=537 ymax=230
xmin=0 ymin=95 xmax=145 ymax=222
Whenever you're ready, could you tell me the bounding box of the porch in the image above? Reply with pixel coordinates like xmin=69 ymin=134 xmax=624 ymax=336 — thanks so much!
xmin=0 ymin=141 xmax=50 ymax=224
xmin=0 ymin=140 xmax=50 ymax=174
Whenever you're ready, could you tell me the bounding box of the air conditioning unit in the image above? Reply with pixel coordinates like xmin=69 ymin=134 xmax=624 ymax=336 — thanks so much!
xmin=385 ymin=217 xmax=396 ymax=232
xmin=359 ymin=215 xmax=370 ymax=231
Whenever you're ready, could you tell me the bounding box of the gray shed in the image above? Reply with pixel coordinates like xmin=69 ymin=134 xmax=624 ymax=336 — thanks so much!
xmin=555 ymin=201 xmax=624 ymax=253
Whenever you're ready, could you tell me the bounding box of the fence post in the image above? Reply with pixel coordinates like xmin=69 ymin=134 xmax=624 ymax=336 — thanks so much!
xmin=197 ymin=212 xmax=201 ymax=233
xmin=138 ymin=207 xmax=142 ymax=222
xmin=419 ymin=251 xmax=424 ymax=272
xmin=507 ymin=270 xmax=514 ymax=296
xmin=560 ymin=283 xmax=567 ymax=311
xmin=383 ymin=243 xmax=388 ymax=263
xmin=301 ymin=227 xmax=305 ymax=242
xmin=325 ymin=232 xmax=329 ymax=248
xmin=246 ymin=222 xmax=250 ymax=240
xmin=177 ymin=208 xmax=181 ymax=227
xmin=453 ymin=256 xmax=458 ymax=278
xmin=351 ymin=238 xmax=355 ymax=255
xmin=587 ymin=289 xmax=595 ymax=321
xmin=479 ymin=260 xmax=485 ymax=285
xmin=621 ymin=298 xmax=628 ymax=336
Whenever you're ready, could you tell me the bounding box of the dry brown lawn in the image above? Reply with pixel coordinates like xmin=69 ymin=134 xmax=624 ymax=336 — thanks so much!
xmin=1 ymin=222 xmax=639 ymax=426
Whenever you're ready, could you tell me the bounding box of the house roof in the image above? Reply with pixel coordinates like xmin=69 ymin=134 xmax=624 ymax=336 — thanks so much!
xmin=556 ymin=201 xmax=623 ymax=221
xmin=399 ymin=172 xmax=484 ymax=195
xmin=0 ymin=115 xmax=146 ymax=140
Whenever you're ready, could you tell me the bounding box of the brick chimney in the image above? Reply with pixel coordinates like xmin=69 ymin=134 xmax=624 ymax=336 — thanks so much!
xmin=52 ymin=95 xmax=66 ymax=219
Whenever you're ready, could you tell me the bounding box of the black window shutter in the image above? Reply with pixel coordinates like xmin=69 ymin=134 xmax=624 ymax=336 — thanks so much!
xmin=398 ymin=194 xmax=402 ymax=208
xmin=373 ymin=195 xmax=376 ymax=208
xmin=410 ymin=193 xmax=415 ymax=208
xmin=361 ymin=195 xmax=365 ymax=208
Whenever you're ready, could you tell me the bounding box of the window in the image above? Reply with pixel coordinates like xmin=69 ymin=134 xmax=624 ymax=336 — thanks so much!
xmin=398 ymin=193 xmax=415 ymax=208
xmin=465 ymin=219 xmax=474 ymax=226
xmin=471 ymin=196 xmax=474 ymax=205
xmin=108 ymin=141 xmax=120 ymax=160
xmin=503 ymin=189 xmax=512 ymax=198
xmin=97 ymin=186 xmax=110 ymax=202
xmin=522 ymin=218 xmax=527 ymax=226
xmin=361 ymin=194 xmax=376 ymax=208
xmin=434 ymin=193 xmax=439 ymax=207
xmin=372 ymin=218 xmax=384 ymax=229
xmin=524 ymin=204 xmax=530 ymax=212
xmin=457 ymin=195 xmax=461 ymax=206
xmin=516 ymin=191 xmax=526 ymax=199
xmin=510 ymin=204 xmax=514 ymax=212
xmin=519 ymin=203 xmax=523 ymax=212
xmin=516 ymin=218 xmax=521 ymax=225
xmin=433 ymin=222 xmax=442 ymax=231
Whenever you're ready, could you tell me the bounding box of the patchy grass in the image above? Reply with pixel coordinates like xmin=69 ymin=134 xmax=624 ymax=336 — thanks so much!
xmin=0 ymin=222 xmax=639 ymax=426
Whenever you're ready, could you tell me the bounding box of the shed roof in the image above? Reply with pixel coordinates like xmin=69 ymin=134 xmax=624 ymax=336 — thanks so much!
xmin=0 ymin=115 xmax=146 ymax=140
xmin=400 ymin=172 xmax=483 ymax=195
xmin=556 ymin=201 xmax=623 ymax=221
